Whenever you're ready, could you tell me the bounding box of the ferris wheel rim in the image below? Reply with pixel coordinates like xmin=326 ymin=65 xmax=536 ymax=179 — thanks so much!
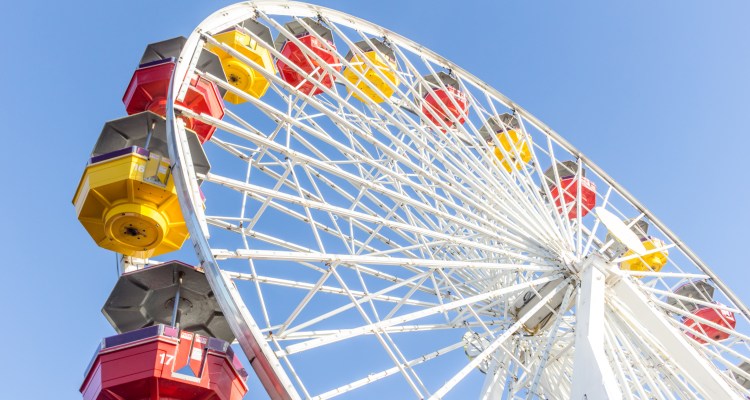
xmin=158 ymin=2 xmax=750 ymax=399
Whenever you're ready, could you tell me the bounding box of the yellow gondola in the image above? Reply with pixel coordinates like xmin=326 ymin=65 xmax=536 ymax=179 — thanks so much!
xmin=343 ymin=39 xmax=400 ymax=103
xmin=479 ymin=113 xmax=532 ymax=172
xmin=73 ymin=112 xmax=210 ymax=258
xmin=208 ymin=20 xmax=276 ymax=104
xmin=620 ymin=237 xmax=669 ymax=277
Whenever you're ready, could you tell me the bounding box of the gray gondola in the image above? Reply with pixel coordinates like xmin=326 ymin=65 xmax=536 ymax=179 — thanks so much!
xmin=344 ymin=38 xmax=395 ymax=63
xmin=273 ymin=17 xmax=334 ymax=52
xmin=102 ymin=260 xmax=234 ymax=343
xmin=419 ymin=71 xmax=460 ymax=97
xmin=605 ymin=219 xmax=649 ymax=258
xmin=510 ymin=276 xmax=574 ymax=335
xmin=543 ymin=161 xmax=584 ymax=188
xmin=666 ymin=280 xmax=715 ymax=313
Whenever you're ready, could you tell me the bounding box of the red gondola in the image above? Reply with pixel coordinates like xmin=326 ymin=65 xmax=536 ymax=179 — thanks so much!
xmin=81 ymin=325 xmax=248 ymax=400
xmin=123 ymin=58 xmax=225 ymax=143
xmin=683 ymin=305 xmax=736 ymax=344
xmin=275 ymin=18 xmax=341 ymax=95
xmin=421 ymin=72 xmax=468 ymax=129
xmin=544 ymin=161 xmax=596 ymax=219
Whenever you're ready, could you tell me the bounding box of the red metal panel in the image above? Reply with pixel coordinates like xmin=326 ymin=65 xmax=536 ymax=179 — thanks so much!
xmin=277 ymin=35 xmax=341 ymax=96
xmin=550 ymin=177 xmax=596 ymax=220
xmin=422 ymin=86 xmax=468 ymax=128
xmin=123 ymin=60 xmax=225 ymax=142
xmin=81 ymin=329 xmax=248 ymax=400
xmin=684 ymin=306 xmax=737 ymax=344
xmin=189 ymin=334 xmax=208 ymax=377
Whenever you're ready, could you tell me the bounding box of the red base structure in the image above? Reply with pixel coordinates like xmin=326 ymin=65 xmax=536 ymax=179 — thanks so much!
xmin=81 ymin=325 xmax=248 ymax=400
xmin=123 ymin=59 xmax=225 ymax=143
xmin=276 ymin=35 xmax=341 ymax=95
xmin=550 ymin=176 xmax=596 ymax=219
xmin=421 ymin=86 xmax=468 ymax=128
xmin=683 ymin=306 xmax=736 ymax=344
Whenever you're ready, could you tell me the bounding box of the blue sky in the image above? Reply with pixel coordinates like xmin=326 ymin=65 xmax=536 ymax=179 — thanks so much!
xmin=1 ymin=1 xmax=748 ymax=398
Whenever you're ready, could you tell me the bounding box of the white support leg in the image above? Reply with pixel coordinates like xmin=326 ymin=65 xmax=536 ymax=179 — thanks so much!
xmin=479 ymin=357 xmax=504 ymax=400
xmin=610 ymin=275 xmax=739 ymax=399
xmin=571 ymin=258 xmax=622 ymax=399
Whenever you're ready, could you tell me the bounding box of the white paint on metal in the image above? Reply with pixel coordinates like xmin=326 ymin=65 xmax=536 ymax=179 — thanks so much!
xmin=594 ymin=206 xmax=647 ymax=255
xmin=571 ymin=256 xmax=622 ymax=399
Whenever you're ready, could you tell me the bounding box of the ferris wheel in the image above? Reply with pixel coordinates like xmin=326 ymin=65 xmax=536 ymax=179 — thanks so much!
xmin=73 ymin=1 xmax=750 ymax=399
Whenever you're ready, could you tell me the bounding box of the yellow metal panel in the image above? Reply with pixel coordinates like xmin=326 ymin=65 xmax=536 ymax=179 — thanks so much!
xmin=208 ymin=30 xmax=275 ymax=104
xmin=492 ymin=130 xmax=532 ymax=172
xmin=620 ymin=238 xmax=669 ymax=278
xmin=343 ymin=52 xmax=400 ymax=103
xmin=72 ymin=152 xmax=189 ymax=258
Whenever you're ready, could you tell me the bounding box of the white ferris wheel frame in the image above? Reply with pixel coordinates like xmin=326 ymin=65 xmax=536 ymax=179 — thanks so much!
xmin=155 ymin=1 xmax=750 ymax=399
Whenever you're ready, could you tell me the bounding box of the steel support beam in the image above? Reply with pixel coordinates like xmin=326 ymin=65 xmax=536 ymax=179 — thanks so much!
xmin=610 ymin=275 xmax=739 ymax=399
xmin=571 ymin=257 xmax=622 ymax=399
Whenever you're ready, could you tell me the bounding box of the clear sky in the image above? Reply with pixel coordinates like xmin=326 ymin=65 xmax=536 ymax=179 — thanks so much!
xmin=1 ymin=1 xmax=748 ymax=398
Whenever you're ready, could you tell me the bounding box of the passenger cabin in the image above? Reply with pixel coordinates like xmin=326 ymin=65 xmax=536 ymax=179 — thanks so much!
xmin=510 ymin=276 xmax=573 ymax=335
xmin=543 ymin=161 xmax=596 ymax=219
xmin=479 ymin=113 xmax=531 ymax=172
xmin=343 ymin=39 xmax=400 ymax=103
xmin=274 ymin=18 xmax=341 ymax=96
xmin=102 ymin=260 xmax=234 ymax=342
xmin=123 ymin=37 xmax=226 ymax=142
xmin=72 ymin=112 xmax=210 ymax=258
xmin=619 ymin=236 xmax=669 ymax=277
xmin=208 ymin=20 xmax=276 ymax=104
xmin=601 ymin=217 xmax=668 ymax=276
xmin=420 ymin=72 xmax=468 ymax=130
xmin=683 ymin=304 xmax=736 ymax=344
xmin=80 ymin=325 xmax=248 ymax=400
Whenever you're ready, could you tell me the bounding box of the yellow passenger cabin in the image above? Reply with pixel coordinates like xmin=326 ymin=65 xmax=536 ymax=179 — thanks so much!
xmin=343 ymin=39 xmax=400 ymax=103
xmin=479 ymin=114 xmax=532 ymax=172
xmin=208 ymin=20 xmax=276 ymax=104
xmin=73 ymin=112 xmax=210 ymax=258
xmin=619 ymin=236 xmax=669 ymax=277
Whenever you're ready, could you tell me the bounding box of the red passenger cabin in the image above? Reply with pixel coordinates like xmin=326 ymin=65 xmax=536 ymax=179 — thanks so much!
xmin=420 ymin=71 xmax=468 ymax=129
xmin=543 ymin=161 xmax=596 ymax=219
xmin=80 ymin=325 xmax=248 ymax=400
xmin=123 ymin=37 xmax=227 ymax=143
xmin=683 ymin=305 xmax=736 ymax=344
xmin=274 ymin=18 xmax=341 ymax=96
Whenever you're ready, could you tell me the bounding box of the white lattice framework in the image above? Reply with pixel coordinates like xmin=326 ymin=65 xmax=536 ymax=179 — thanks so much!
xmin=157 ymin=1 xmax=750 ymax=398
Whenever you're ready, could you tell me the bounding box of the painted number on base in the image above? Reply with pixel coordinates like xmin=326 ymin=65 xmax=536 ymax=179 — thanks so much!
xmin=159 ymin=353 xmax=175 ymax=366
